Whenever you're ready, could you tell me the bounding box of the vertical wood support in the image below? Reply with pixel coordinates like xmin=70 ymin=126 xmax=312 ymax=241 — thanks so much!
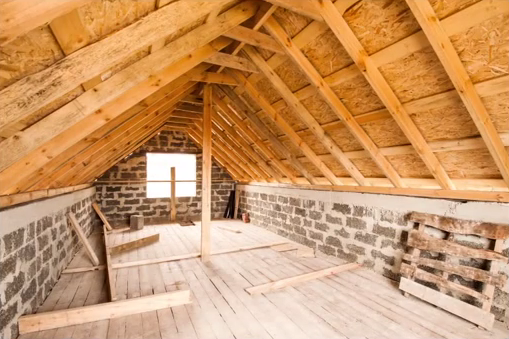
xmin=403 ymin=222 xmax=425 ymax=297
xmin=201 ymin=84 xmax=212 ymax=262
xmin=170 ymin=166 xmax=177 ymax=222
xmin=481 ymin=239 xmax=504 ymax=312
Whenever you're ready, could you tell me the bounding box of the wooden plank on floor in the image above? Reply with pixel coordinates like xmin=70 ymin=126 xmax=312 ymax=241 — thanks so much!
xmin=18 ymin=290 xmax=192 ymax=334
xmin=246 ymin=263 xmax=360 ymax=295
xmin=67 ymin=213 xmax=100 ymax=266
xmin=111 ymin=240 xmax=288 ymax=269
xmin=110 ymin=233 xmax=160 ymax=255
xmin=399 ymin=277 xmax=495 ymax=330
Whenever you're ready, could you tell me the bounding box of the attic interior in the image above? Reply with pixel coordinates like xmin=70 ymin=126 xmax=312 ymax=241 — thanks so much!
xmin=0 ymin=0 xmax=509 ymax=338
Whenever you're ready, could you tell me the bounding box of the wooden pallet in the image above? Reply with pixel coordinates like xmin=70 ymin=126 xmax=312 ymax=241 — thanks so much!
xmin=400 ymin=212 xmax=509 ymax=330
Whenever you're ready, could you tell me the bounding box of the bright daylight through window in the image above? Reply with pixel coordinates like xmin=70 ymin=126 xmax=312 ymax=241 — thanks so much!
xmin=146 ymin=153 xmax=196 ymax=198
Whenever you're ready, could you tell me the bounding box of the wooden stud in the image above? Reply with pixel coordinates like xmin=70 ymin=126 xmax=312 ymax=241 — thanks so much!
xmin=67 ymin=213 xmax=100 ymax=266
xmin=264 ymin=17 xmax=404 ymax=188
xmin=18 ymin=290 xmax=192 ymax=334
xmin=405 ymin=0 xmax=509 ymax=188
xmin=103 ymin=224 xmax=116 ymax=301
xmin=201 ymin=84 xmax=213 ymax=262
xmin=110 ymin=234 xmax=160 ymax=256
xmin=243 ymin=46 xmax=367 ymax=186
xmin=246 ymin=263 xmax=360 ymax=295
xmin=93 ymin=203 xmax=113 ymax=231
xmin=171 ymin=166 xmax=177 ymax=221
xmin=316 ymin=0 xmax=455 ymax=190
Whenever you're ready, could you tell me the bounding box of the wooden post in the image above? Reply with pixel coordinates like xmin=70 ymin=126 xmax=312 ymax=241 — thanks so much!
xmin=201 ymin=84 xmax=212 ymax=262
xmin=170 ymin=166 xmax=177 ymax=222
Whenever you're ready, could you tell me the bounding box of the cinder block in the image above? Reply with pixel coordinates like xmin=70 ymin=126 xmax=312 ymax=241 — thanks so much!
xmin=130 ymin=215 xmax=144 ymax=230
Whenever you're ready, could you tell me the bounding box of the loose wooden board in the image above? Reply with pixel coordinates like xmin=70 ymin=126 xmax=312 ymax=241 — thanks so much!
xmin=399 ymin=277 xmax=494 ymax=330
xmin=245 ymin=262 xmax=360 ymax=295
xmin=110 ymin=234 xmax=160 ymax=255
xmin=18 ymin=290 xmax=192 ymax=334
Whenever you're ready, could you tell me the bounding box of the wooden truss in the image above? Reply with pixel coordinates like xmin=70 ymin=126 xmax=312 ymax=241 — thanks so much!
xmin=1 ymin=0 xmax=509 ymax=208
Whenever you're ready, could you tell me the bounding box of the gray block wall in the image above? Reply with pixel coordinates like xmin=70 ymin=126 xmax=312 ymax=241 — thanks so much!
xmin=96 ymin=130 xmax=234 ymax=226
xmin=0 ymin=187 xmax=99 ymax=339
xmin=238 ymin=184 xmax=509 ymax=322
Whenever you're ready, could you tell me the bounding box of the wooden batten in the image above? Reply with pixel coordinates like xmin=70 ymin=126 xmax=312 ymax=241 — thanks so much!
xmin=407 ymin=230 xmax=508 ymax=262
xmin=408 ymin=212 xmax=509 ymax=240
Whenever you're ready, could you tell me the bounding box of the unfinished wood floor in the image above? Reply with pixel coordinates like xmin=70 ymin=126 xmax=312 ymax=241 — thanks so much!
xmin=21 ymin=221 xmax=507 ymax=339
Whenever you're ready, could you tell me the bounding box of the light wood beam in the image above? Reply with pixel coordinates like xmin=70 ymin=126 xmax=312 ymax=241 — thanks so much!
xmin=206 ymin=52 xmax=259 ymax=73
xmin=76 ymin=116 xmax=174 ymax=185
xmin=32 ymin=83 xmax=195 ymax=191
xmin=230 ymin=69 xmax=342 ymax=185
xmin=0 ymin=0 xmax=93 ymax=45
xmin=217 ymin=2 xmax=277 ymax=73
xmin=263 ymin=0 xmax=322 ymax=21
xmin=189 ymin=72 xmax=238 ymax=86
xmin=240 ymin=0 xmax=503 ymax=96
xmin=213 ymin=91 xmax=297 ymax=182
xmin=201 ymin=84 xmax=212 ymax=262
xmin=187 ymin=127 xmax=246 ymax=181
xmin=0 ymin=0 xmax=238 ymax=130
xmin=223 ymin=25 xmax=284 ymax=54
xmin=218 ymin=85 xmax=316 ymax=184
xmin=0 ymin=2 xmax=257 ymax=176
xmin=18 ymin=290 xmax=191 ymax=334
xmin=265 ymin=17 xmax=404 ymax=188
xmin=211 ymin=106 xmax=283 ymax=182
xmin=0 ymin=184 xmax=92 ymax=209
xmin=168 ymin=117 xmax=195 ymax=125
xmin=405 ymin=0 xmax=509 ymax=188
xmin=208 ymin=123 xmax=269 ymax=180
xmin=63 ymin=104 xmax=179 ymax=186
xmin=317 ymin=0 xmax=454 ymax=190
xmin=172 ymin=111 xmax=202 ymax=120
xmin=67 ymin=212 xmax=100 ymax=266
xmin=110 ymin=234 xmax=160 ymax=255
xmin=243 ymin=46 xmax=367 ymax=186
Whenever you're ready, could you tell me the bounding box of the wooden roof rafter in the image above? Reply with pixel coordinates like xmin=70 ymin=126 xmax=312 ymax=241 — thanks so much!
xmin=314 ymin=0 xmax=456 ymax=190
xmin=405 ymin=0 xmax=509 ymax=188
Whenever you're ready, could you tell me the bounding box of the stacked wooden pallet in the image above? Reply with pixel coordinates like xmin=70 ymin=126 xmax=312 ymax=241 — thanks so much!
xmin=400 ymin=212 xmax=509 ymax=330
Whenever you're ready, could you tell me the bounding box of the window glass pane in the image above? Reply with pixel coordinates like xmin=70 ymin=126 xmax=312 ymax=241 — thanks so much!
xmin=146 ymin=153 xmax=196 ymax=198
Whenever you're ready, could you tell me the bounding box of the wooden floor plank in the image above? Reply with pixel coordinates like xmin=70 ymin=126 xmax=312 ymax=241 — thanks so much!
xmin=24 ymin=221 xmax=507 ymax=339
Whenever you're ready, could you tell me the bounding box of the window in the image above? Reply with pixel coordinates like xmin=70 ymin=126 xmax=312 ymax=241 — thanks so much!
xmin=146 ymin=153 xmax=196 ymax=198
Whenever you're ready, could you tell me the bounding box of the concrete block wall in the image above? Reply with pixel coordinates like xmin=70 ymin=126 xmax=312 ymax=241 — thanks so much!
xmin=96 ymin=130 xmax=234 ymax=226
xmin=0 ymin=187 xmax=99 ymax=339
xmin=238 ymin=184 xmax=509 ymax=322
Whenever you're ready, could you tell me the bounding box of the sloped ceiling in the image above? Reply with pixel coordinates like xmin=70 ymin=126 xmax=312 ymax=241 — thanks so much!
xmin=0 ymin=0 xmax=508 ymax=203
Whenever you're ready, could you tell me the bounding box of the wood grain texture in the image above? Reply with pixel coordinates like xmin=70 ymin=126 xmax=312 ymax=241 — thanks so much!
xmin=18 ymin=290 xmax=191 ymax=334
xmin=67 ymin=212 xmax=100 ymax=266
xmin=399 ymin=277 xmax=494 ymax=330
xmin=408 ymin=212 xmax=509 ymax=240
xmin=0 ymin=0 xmax=235 ymax=131
xmin=407 ymin=230 xmax=508 ymax=262
xmin=402 ymin=253 xmax=506 ymax=288
xmin=110 ymin=234 xmax=160 ymax=255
